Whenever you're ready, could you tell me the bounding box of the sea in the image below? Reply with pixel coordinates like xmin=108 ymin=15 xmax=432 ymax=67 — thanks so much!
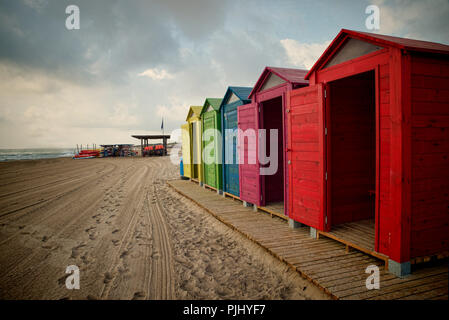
xmin=0 ymin=148 xmax=76 ymax=162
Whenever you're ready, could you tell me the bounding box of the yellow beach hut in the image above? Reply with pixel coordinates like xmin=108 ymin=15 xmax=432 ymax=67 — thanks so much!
xmin=182 ymin=106 xmax=204 ymax=183
xmin=181 ymin=122 xmax=192 ymax=178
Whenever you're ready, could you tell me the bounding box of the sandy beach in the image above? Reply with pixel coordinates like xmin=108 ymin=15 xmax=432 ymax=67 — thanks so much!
xmin=0 ymin=156 xmax=329 ymax=300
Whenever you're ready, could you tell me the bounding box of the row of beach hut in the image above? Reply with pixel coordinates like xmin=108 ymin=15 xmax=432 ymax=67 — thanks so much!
xmin=180 ymin=29 xmax=449 ymax=276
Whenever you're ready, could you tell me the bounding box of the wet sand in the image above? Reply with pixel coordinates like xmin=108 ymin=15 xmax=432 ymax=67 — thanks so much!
xmin=0 ymin=156 xmax=329 ymax=300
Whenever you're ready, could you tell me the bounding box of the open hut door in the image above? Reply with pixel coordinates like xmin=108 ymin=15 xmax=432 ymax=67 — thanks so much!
xmin=288 ymin=84 xmax=327 ymax=231
xmin=238 ymin=102 xmax=261 ymax=206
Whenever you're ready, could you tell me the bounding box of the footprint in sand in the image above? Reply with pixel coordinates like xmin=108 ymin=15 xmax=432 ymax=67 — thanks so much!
xmin=103 ymin=272 xmax=113 ymax=284
xmin=120 ymin=250 xmax=128 ymax=259
xmin=216 ymin=287 xmax=234 ymax=297
xmin=81 ymin=254 xmax=90 ymax=265
xmin=85 ymin=226 xmax=96 ymax=233
xmin=57 ymin=274 xmax=70 ymax=285
xmin=112 ymin=229 xmax=119 ymax=234
xmin=112 ymin=239 xmax=120 ymax=246
xmin=132 ymin=292 xmax=145 ymax=300
xmin=151 ymin=251 xmax=160 ymax=260
xmin=70 ymin=243 xmax=86 ymax=259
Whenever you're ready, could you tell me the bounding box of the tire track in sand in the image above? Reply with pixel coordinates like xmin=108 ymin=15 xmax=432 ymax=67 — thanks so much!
xmin=99 ymin=159 xmax=175 ymax=299
xmin=98 ymin=163 xmax=151 ymax=299
xmin=145 ymin=183 xmax=175 ymax=299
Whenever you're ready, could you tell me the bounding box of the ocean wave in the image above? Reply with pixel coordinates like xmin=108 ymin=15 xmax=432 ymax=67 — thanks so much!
xmin=0 ymin=149 xmax=75 ymax=162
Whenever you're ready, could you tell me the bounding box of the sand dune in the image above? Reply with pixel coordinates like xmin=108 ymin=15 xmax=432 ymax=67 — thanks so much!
xmin=0 ymin=156 xmax=328 ymax=300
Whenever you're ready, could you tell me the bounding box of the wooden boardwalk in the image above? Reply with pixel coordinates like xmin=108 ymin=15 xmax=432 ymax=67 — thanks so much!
xmin=316 ymin=219 xmax=390 ymax=266
xmin=322 ymin=219 xmax=375 ymax=251
xmin=168 ymin=179 xmax=448 ymax=300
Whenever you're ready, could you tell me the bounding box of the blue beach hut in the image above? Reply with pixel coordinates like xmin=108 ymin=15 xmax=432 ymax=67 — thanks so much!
xmin=219 ymin=86 xmax=252 ymax=197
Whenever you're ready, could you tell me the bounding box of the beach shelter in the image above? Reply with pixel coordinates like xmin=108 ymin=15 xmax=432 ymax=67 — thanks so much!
xmin=219 ymin=86 xmax=253 ymax=197
xmin=200 ymin=98 xmax=223 ymax=191
xmin=287 ymin=29 xmax=449 ymax=276
xmin=181 ymin=123 xmax=192 ymax=178
xmin=238 ymin=67 xmax=308 ymax=215
xmin=184 ymin=106 xmax=204 ymax=183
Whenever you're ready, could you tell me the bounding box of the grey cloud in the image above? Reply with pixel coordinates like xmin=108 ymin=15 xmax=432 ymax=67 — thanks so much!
xmin=157 ymin=0 xmax=228 ymax=41
xmin=0 ymin=0 xmax=229 ymax=87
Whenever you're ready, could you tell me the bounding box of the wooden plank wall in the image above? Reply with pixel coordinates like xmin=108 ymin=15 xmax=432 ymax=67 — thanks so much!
xmin=410 ymin=54 xmax=449 ymax=258
xmin=202 ymin=113 xmax=217 ymax=188
xmin=288 ymin=85 xmax=324 ymax=230
xmin=377 ymin=61 xmax=393 ymax=256
xmin=222 ymin=103 xmax=240 ymax=196
xmin=238 ymin=103 xmax=260 ymax=205
xmin=181 ymin=123 xmax=192 ymax=178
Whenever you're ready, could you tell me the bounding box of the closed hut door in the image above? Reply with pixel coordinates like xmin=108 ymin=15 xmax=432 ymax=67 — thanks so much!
xmin=238 ymin=102 xmax=260 ymax=205
xmin=203 ymin=114 xmax=216 ymax=188
xmin=288 ymin=84 xmax=326 ymax=230
xmin=224 ymin=109 xmax=239 ymax=196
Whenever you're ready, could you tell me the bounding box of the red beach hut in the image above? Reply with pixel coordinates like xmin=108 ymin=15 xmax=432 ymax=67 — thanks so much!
xmin=287 ymin=29 xmax=449 ymax=276
xmin=238 ymin=67 xmax=308 ymax=216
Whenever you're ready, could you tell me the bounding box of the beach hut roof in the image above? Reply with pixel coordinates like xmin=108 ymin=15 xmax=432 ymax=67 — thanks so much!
xmin=219 ymin=86 xmax=253 ymax=110
xmin=186 ymin=106 xmax=203 ymax=121
xmin=249 ymin=67 xmax=309 ymax=98
xmin=201 ymin=98 xmax=223 ymax=115
xmin=305 ymin=28 xmax=449 ymax=79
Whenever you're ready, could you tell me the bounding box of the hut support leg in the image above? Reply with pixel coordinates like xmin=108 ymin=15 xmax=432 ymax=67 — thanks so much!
xmin=310 ymin=227 xmax=318 ymax=239
xmin=217 ymin=189 xmax=223 ymax=195
xmin=243 ymin=201 xmax=252 ymax=208
xmin=288 ymin=219 xmax=304 ymax=229
xmin=388 ymin=260 xmax=411 ymax=277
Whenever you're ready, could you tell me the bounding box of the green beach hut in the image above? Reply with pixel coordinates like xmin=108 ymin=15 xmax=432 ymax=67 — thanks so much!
xmin=200 ymin=98 xmax=223 ymax=192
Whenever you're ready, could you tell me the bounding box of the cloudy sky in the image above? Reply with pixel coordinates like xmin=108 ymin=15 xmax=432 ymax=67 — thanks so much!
xmin=0 ymin=0 xmax=448 ymax=148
